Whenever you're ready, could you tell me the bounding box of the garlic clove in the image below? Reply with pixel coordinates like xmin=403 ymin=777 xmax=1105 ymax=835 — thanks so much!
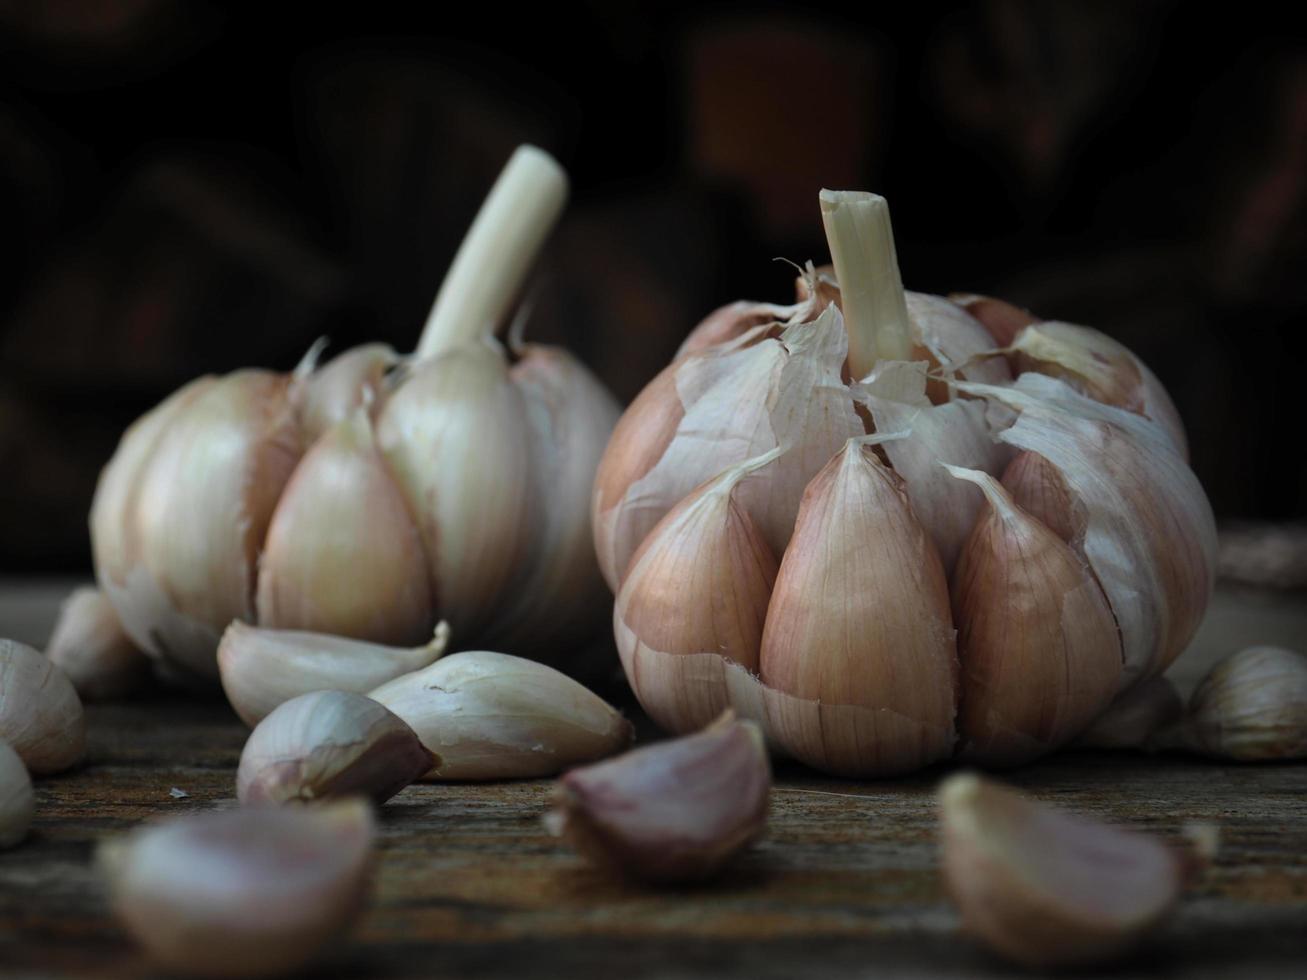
xmin=256 ymin=410 xmax=434 ymax=645
xmin=237 ymin=691 xmax=433 ymax=806
xmin=217 ymin=620 xmax=450 ymax=728
xmin=945 ymin=465 xmax=1122 ymax=764
xmin=949 ymin=292 xmax=1039 ymax=348
xmin=548 ymin=712 xmax=771 ymax=882
xmin=369 ymin=651 xmax=634 ymax=780
xmin=0 ymin=638 xmax=86 ymax=774
xmin=101 ymin=799 xmax=374 ymax=978
xmin=999 ymin=449 xmax=1083 ymax=545
xmin=484 ymin=343 xmax=621 ymax=655
xmin=759 ymin=440 xmax=957 ymax=774
xmin=376 ymin=342 xmax=533 ymax=639
xmin=675 ymin=299 xmax=792 ymax=359
xmin=0 ymin=740 xmax=34 ymax=849
xmin=46 ymin=587 xmax=152 ymax=702
xmin=1075 ymin=676 xmax=1185 ymax=751
xmin=903 ymin=291 xmax=1012 ymax=390
xmin=1174 ymin=646 xmax=1307 ymax=761
xmin=293 ymin=342 xmax=398 ymax=442
xmin=939 ymin=772 xmax=1186 ymax=968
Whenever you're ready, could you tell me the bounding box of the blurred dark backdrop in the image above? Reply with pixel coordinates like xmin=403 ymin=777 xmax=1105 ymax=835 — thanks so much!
xmin=1 ymin=1 xmax=1304 ymax=576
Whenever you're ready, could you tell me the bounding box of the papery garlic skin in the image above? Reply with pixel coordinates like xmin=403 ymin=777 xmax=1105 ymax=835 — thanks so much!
xmin=1179 ymin=646 xmax=1307 ymax=761
xmin=0 ymin=740 xmax=34 ymax=849
xmin=0 ymin=638 xmax=86 ymax=774
xmin=46 ymin=587 xmax=151 ymax=701
xmin=101 ymin=799 xmax=374 ymax=979
xmin=939 ymin=772 xmax=1186 ymax=968
xmin=369 ymin=651 xmax=634 ymax=780
xmin=217 ymin=621 xmax=450 ymax=728
xmin=237 ymin=691 xmax=433 ymax=806
xmin=549 ymin=712 xmax=771 ymax=882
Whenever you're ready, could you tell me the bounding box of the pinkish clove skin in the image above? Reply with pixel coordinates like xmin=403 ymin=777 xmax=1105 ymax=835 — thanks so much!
xmin=548 ymin=713 xmax=770 ymax=883
xmin=939 ymin=773 xmax=1188 ymax=969
xmin=46 ymin=587 xmax=152 ymax=702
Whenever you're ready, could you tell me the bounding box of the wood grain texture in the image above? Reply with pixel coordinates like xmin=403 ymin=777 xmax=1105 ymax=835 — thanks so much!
xmin=2 ymin=582 xmax=1306 ymax=978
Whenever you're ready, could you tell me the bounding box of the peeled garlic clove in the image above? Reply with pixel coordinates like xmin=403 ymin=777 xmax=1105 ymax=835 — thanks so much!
xmin=0 ymin=638 xmax=86 ymax=774
xmin=939 ymin=772 xmax=1186 ymax=968
xmin=377 ymin=342 xmax=532 ymax=638
xmin=46 ymin=587 xmax=151 ymax=702
xmin=256 ymin=410 xmax=434 ymax=645
xmin=548 ymin=712 xmax=771 ymax=882
xmin=237 ymin=691 xmax=433 ymax=805
xmin=999 ymin=449 xmax=1083 ymax=545
xmin=1 ymin=740 xmax=34 ymax=849
xmin=1076 ymin=676 xmax=1184 ymax=750
xmin=217 ymin=621 xmax=450 ymax=728
xmin=946 ymin=465 xmax=1122 ymax=764
xmin=101 ymin=799 xmax=374 ymax=978
xmin=294 ymin=342 xmax=398 ymax=442
xmin=759 ymin=440 xmax=957 ymax=774
xmin=369 ymin=651 xmax=634 ymax=780
xmin=1178 ymin=646 xmax=1307 ymax=761
xmin=949 ymin=292 xmax=1039 ymax=348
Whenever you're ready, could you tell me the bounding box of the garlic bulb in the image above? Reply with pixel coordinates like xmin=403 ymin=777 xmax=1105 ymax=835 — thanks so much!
xmin=369 ymin=650 xmax=634 ymax=780
xmin=1076 ymin=676 xmax=1184 ymax=751
xmin=237 ymin=691 xmax=432 ymax=805
xmin=1 ymin=740 xmax=34 ymax=849
xmin=101 ymin=799 xmax=374 ymax=978
xmin=595 ymin=187 xmax=1216 ymax=776
xmin=46 ymin=587 xmax=151 ymax=701
xmin=939 ymin=772 xmax=1188 ymax=967
xmin=91 ymin=146 xmax=618 ymax=685
xmin=0 ymin=638 xmax=86 ymax=774
xmin=218 ymin=621 xmax=450 ymax=728
xmin=548 ymin=712 xmax=770 ymax=882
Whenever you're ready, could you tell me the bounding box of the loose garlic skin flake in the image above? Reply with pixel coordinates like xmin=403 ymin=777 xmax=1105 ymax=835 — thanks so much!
xmin=596 ymin=188 xmax=1216 ymax=776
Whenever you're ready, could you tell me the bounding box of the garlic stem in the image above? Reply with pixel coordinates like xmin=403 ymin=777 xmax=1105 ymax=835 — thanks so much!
xmin=819 ymin=190 xmax=913 ymax=379
xmin=415 ymin=146 xmax=569 ymax=359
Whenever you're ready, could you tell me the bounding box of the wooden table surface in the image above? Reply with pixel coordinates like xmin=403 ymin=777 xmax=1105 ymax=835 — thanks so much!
xmin=2 ymin=581 xmax=1306 ymax=979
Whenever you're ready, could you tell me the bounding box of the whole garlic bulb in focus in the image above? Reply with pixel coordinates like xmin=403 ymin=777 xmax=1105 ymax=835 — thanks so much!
xmin=594 ymin=190 xmax=1217 ymax=776
xmin=90 ymin=147 xmax=620 ymax=684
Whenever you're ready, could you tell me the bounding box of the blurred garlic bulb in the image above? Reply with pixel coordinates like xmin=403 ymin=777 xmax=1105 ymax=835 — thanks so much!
xmin=1 ymin=740 xmax=34 ymax=849
xmin=101 ymin=800 xmax=374 ymax=978
xmin=1076 ymin=676 xmax=1184 ymax=750
xmin=46 ymin=587 xmax=151 ymax=701
xmin=595 ymin=188 xmax=1216 ymax=776
xmin=0 ymin=638 xmax=86 ymax=774
xmin=91 ymin=146 xmax=619 ymax=685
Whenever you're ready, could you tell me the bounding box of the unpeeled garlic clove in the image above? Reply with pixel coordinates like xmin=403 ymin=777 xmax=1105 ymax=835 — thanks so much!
xmin=999 ymin=449 xmax=1083 ymax=545
xmin=1168 ymin=646 xmax=1307 ymax=761
xmin=369 ymin=651 xmax=634 ymax=780
xmin=293 ymin=341 xmax=398 ymax=442
xmin=939 ymin=772 xmax=1187 ymax=968
xmin=1075 ymin=676 xmax=1184 ymax=751
xmin=0 ymin=740 xmax=34 ymax=849
xmin=217 ymin=621 xmax=450 ymax=728
xmin=46 ymin=587 xmax=152 ymax=701
xmin=949 ymin=292 xmax=1039 ymax=348
xmin=256 ymin=410 xmax=434 ymax=645
xmin=0 ymin=638 xmax=86 ymax=774
xmin=946 ymin=465 xmax=1122 ymax=764
xmin=675 ymin=299 xmax=792 ymax=358
xmin=101 ymin=799 xmax=374 ymax=978
xmin=547 ymin=712 xmax=771 ymax=882
xmin=237 ymin=691 xmax=433 ymax=806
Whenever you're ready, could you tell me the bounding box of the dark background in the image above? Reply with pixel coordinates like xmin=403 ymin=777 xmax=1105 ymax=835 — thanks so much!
xmin=2 ymin=1 xmax=1304 ymax=576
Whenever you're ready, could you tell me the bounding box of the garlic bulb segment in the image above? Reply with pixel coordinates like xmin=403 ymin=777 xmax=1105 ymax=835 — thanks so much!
xmin=759 ymin=440 xmax=957 ymax=774
xmin=675 ymin=299 xmax=792 ymax=359
xmin=217 ymin=621 xmax=450 ymax=728
xmin=549 ymin=712 xmax=771 ymax=882
xmin=369 ymin=651 xmax=634 ymax=780
xmin=1076 ymin=676 xmax=1184 ymax=751
xmin=999 ymin=449 xmax=1083 ymax=545
xmin=0 ymin=638 xmax=86 ymax=774
xmin=1010 ymin=320 xmax=1187 ymax=458
xmin=294 ymin=342 xmax=399 ymax=442
xmin=903 ymin=291 xmax=1012 ymax=391
xmin=959 ymin=375 xmax=1217 ymax=685
xmin=237 ymin=691 xmax=433 ymax=805
xmin=945 ymin=465 xmax=1122 ymax=764
xmin=949 ymin=292 xmax=1039 ymax=348
xmin=256 ymin=410 xmax=433 ymax=645
xmin=377 ymin=342 xmax=533 ymax=639
xmin=101 ymin=799 xmax=374 ymax=978
xmin=94 ymin=370 xmax=303 ymax=679
xmin=485 ymin=344 xmax=621 ymax=652
xmin=939 ymin=772 xmax=1186 ymax=968
xmin=46 ymin=587 xmax=151 ymax=701
xmin=0 ymin=740 xmax=34 ymax=849
xmin=1179 ymin=646 xmax=1307 ymax=761
xmin=615 ymin=451 xmax=781 ymax=732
